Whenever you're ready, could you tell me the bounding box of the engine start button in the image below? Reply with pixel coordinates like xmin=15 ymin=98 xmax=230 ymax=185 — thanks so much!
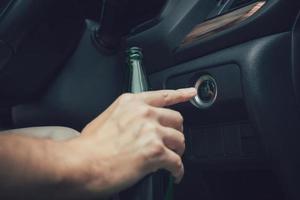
xmin=191 ymin=75 xmax=218 ymax=109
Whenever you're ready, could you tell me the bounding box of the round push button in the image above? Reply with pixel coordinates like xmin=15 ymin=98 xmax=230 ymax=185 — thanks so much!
xmin=191 ymin=75 xmax=218 ymax=109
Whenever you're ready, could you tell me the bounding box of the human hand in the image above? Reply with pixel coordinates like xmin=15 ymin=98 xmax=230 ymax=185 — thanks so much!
xmin=61 ymin=88 xmax=196 ymax=197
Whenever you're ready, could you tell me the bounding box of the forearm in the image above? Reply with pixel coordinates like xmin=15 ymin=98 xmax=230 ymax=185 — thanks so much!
xmin=0 ymin=88 xmax=194 ymax=199
xmin=0 ymin=133 xmax=88 ymax=200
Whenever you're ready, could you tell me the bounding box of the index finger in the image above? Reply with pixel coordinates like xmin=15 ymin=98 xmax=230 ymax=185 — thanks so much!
xmin=138 ymin=88 xmax=197 ymax=107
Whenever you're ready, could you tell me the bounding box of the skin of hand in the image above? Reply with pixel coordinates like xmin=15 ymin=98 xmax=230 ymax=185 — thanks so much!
xmin=59 ymin=88 xmax=197 ymax=198
xmin=0 ymin=88 xmax=196 ymax=200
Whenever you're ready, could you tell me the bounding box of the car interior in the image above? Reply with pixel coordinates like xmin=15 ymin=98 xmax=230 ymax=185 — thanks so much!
xmin=0 ymin=0 xmax=300 ymax=199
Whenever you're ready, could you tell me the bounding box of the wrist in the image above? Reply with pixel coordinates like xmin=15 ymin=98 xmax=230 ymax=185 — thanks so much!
xmin=45 ymin=140 xmax=88 ymax=198
xmin=42 ymin=140 xmax=73 ymax=186
xmin=52 ymin=138 xmax=112 ymax=198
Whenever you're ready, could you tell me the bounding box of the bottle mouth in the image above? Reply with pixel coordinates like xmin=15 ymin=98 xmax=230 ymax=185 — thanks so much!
xmin=127 ymin=47 xmax=143 ymax=60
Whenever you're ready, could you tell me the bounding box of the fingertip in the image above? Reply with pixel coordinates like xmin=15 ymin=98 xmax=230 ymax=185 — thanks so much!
xmin=178 ymin=88 xmax=197 ymax=97
xmin=174 ymin=164 xmax=184 ymax=184
xmin=174 ymin=176 xmax=183 ymax=184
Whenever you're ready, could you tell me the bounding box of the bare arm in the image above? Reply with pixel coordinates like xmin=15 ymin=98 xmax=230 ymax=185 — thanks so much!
xmin=0 ymin=134 xmax=71 ymax=199
xmin=0 ymin=88 xmax=196 ymax=199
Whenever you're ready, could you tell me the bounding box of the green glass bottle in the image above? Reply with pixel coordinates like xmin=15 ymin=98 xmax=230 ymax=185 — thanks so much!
xmin=127 ymin=47 xmax=149 ymax=93
xmin=126 ymin=47 xmax=174 ymax=200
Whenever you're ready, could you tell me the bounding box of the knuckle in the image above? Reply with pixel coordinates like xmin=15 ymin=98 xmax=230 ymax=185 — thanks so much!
xmin=162 ymin=92 xmax=171 ymax=105
xmin=180 ymin=92 xmax=186 ymax=101
xmin=149 ymin=141 xmax=165 ymax=157
xmin=141 ymin=122 xmax=157 ymax=134
xmin=141 ymin=136 xmax=165 ymax=164
xmin=119 ymin=93 xmax=134 ymax=104
xmin=138 ymin=106 xmax=153 ymax=118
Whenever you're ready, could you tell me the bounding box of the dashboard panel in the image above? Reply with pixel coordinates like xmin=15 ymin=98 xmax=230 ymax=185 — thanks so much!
xmin=127 ymin=0 xmax=298 ymax=73
xmin=149 ymin=32 xmax=291 ymax=168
